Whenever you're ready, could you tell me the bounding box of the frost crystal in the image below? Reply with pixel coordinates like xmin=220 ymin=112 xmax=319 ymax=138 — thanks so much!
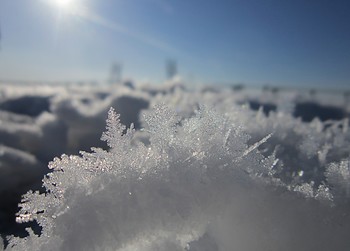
xmin=6 ymin=105 xmax=348 ymax=251
xmin=101 ymin=107 xmax=127 ymax=149
xmin=326 ymin=159 xmax=350 ymax=203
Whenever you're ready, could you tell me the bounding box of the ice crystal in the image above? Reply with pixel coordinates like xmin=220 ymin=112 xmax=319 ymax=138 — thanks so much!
xmin=326 ymin=159 xmax=350 ymax=203
xmin=6 ymin=104 xmax=349 ymax=251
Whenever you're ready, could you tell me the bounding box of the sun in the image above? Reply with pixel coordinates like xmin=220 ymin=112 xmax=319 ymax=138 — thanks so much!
xmin=52 ymin=0 xmax=75 ymax=10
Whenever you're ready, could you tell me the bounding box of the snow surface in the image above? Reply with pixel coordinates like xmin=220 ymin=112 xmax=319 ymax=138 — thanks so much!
xmin=0 ymin=81 xmax=350 ymax=250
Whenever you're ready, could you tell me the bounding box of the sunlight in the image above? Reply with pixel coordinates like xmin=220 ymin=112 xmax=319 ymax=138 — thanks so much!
xmin=46 ymin=0 xmax=91 ymax=22
xmin=45 ymin=0 xmax=81 ymax=14
xmin=53 ymin=0 xmax=74 ymax=9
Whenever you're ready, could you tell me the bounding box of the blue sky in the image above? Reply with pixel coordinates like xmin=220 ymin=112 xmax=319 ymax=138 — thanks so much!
xmin=0 ymin=0 xmax=349 ymax=88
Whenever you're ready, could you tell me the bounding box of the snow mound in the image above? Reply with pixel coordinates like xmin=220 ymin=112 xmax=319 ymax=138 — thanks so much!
xmin=6 ymin=105 xmax=350 ymax=251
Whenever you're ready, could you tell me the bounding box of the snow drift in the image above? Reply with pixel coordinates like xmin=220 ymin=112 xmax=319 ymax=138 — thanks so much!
xmin=1 ymin=82 xmax=350 ymax=250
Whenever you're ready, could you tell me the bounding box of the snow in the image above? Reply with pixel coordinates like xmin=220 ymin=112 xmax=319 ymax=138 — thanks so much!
xmin=0 ymin=82 xmax=350 ymax=250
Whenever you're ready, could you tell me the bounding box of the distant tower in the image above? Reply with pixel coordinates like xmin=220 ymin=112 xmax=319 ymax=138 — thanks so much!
xmin=109 ymin=62 xmax=122 ymax=84
xmin=166 ymin=59 xmax=177 ymax=80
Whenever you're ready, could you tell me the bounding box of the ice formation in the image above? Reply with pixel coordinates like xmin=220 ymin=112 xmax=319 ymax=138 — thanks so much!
xmin=3 ymin=103 xmax=350 ymax=250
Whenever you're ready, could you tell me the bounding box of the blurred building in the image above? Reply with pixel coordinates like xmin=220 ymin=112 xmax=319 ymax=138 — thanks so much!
xmin=109 ymin=62 xmax=122 ymax=84
xmin=166 ymin=59 xmax=177 ymax=80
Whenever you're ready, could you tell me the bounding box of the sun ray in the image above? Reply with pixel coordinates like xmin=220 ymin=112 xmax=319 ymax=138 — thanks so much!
xmin=45 ymin=0 xmax=78 ymax=12
xmin=44 ymin=0 xmax=183 ymax=55
xmin=53 ymin=0 xmax=74 ymax=9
